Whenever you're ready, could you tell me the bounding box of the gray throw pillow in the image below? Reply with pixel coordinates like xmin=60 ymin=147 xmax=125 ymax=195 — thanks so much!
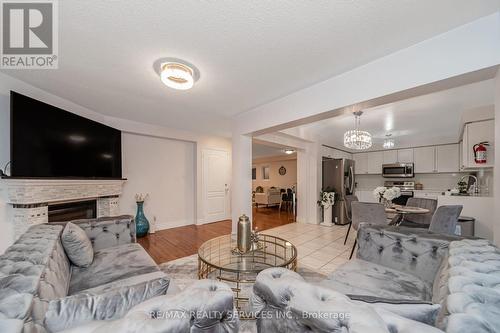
xmin=61 ymin=222 xmax=94 ymax=267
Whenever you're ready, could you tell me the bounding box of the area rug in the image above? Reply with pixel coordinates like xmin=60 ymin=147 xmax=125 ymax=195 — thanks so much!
xmin=159 ymin=254 xmax=326 ymax=290
xmin=159 ymin=254 xmax=327 ymax=333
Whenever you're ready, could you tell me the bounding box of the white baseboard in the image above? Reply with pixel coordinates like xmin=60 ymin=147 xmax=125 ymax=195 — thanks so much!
xmin=154 ymin=219 xmax=195 ymax=231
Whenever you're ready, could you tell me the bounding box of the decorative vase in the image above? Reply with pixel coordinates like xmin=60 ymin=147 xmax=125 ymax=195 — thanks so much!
xmin=383 ymin=199 xmax=393 ymax=208
xmin=135 ymin=201 xmax=150 ymax=238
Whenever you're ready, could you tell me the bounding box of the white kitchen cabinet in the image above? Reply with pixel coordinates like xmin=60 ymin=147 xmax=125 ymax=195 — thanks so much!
xmin=436 ymin=144 xmax=459 ymax=173
xmin=321 ymin=146 xmax=353 ymax=160
xmin=354 ymin=190 xmax=378 ymax=203
xmin=383 ymin=150 xmax=398 ymax=164
xmin=353 ymin=153 xmax=368 ymax=175
xmin=367 ymin=151 xmax=383 ymax=174
xmin=461 ymin=120 xmax=495 ymax=169
xmin=340 ymin=150 xmax=353 ymax=160
xmin=414 ymin=147 xmax=436 ymax=173
xmin=414 ymin=190 xmax=443 ymax=200
xmin=397 ymin=149 xmax=414 ymax=163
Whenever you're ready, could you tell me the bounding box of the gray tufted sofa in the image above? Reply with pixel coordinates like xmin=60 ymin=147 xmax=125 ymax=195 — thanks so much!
xmin=252 ymin=225 xmax=500 ymax=332
xmin=57 ymin=279 xmax=239 ymax=333
xmin=323 ymin=225 xmax=462 ymax=304
xmin=0 ymin=216 xmax=171 ymax=332
xmin=251 ymin=267 xmax=443 ymax=333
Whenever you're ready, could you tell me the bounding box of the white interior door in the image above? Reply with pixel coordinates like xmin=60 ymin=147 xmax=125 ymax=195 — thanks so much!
xmin=202 ymin=149 xmax=231 ymax=223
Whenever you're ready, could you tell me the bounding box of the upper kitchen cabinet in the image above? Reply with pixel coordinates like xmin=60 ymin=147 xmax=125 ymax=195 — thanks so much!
xmin=383 ymin=150 xmax=398 ymax=164
xmin=436 ymin=144 xmax=459 ymax=172
xmin=321 ymin=145 xmax=353 ymax=160
xmin=461 ymin=120 xmax=495 ymax=169
xmin=414 ymin=146 xmax=436 ymax=173
xmin=397 ymin=149 xmax=414 ymax=163
xmin=414 ymin=144 xmax=459 ymax=173
xmin=353 ymin=153 xmax=368 ymax=175
xmin=367 ymin=151 xmax=383 ymax=174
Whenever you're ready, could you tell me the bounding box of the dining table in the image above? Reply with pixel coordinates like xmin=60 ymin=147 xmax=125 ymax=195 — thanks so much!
xmin=385 ymin=205 xmax=430 ymax=226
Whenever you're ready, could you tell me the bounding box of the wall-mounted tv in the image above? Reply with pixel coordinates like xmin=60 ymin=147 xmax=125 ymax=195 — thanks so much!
xmin=10 ymin=91 xmax=122 ymax=178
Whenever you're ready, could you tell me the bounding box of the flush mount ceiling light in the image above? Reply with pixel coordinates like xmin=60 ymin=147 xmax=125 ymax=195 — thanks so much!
xmin=283 ymin=148 xmax=296 ymax=155
xmin=344 ymin=111 xmax=372 ymax=150
xmin=383 ymin=134 xmax=395 ymax=149
xmin=160 ymin=62 xmax=194 ymax=90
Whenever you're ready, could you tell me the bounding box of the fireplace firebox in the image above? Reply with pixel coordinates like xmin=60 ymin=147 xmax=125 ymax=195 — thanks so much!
xmin=48 ymin=200 xmax=97 ymax=223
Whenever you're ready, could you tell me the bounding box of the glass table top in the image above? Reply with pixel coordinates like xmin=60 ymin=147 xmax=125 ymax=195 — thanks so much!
xmin=198 ymin=234 xmax=297 ymax=273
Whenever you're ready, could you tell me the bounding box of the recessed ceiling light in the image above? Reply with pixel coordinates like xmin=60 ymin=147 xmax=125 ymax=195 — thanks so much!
xmin=160 ymin=62 xmax=194 ymax=90
xmin=283 ymin=148 xmax=296 ymax=155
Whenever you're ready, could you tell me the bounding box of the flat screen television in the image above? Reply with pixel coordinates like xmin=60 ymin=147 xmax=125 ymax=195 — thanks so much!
xmin=10 ymin=91 xmax=122 ymax=178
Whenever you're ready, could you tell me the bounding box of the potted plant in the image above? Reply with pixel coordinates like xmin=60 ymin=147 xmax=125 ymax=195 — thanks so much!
xmin=318 ymin=190 xmax=335 ymax=226
xmin=373 ymin=186 xmax=401 ymax=208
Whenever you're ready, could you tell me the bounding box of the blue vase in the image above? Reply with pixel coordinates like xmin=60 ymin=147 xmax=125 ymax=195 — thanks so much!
xmin=135 ymin=201 xmax=149 ymax=238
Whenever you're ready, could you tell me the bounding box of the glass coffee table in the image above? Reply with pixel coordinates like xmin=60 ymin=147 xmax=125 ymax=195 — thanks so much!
xmin=198 ymin=234 xmax=297 ymax=315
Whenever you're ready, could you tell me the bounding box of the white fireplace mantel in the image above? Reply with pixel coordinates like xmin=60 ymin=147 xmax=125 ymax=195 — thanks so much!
xmin=0 ymin=178 xmax=126 ymax=240
xmin=0 ymin=178 xmax=126 ymax=205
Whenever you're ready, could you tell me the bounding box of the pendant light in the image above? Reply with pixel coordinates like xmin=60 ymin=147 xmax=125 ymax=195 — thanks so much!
xmin=344 ymin=111 xmax=372 ymax=150
xmin=383 ymin=134 xmax=395 ymax=149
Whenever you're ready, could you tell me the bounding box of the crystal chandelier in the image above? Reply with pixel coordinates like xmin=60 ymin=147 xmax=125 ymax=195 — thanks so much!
xmin=383 ymin=134 xmax=395 ymax=149
xmin=344 ymin=111 xmax=372 ymax=150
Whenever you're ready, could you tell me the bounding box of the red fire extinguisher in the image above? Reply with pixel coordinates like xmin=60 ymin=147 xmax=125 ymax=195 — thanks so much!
xmin=473 ymin=142 xmax=489 ymax=164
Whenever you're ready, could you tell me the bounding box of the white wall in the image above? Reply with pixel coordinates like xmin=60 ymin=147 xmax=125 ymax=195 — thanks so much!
xmin=0 ymin=73 xmax=231 ymax=252
xmin=120 ymin=133 xmax=195 ymax=230
xmin=495 ymin=69 xmax=500 ymax=246
xmin=252 ymin=158 xmax=297 ymax=189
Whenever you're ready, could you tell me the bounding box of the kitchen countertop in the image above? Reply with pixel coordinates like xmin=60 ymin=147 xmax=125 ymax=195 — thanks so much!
xmin=356 ymin=188 xmax=492 ymax=198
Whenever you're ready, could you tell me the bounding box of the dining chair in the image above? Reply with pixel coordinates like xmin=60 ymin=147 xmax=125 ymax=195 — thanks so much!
xmin=428 ymin=205 xmax=463 ymax=235
xmin=399 ymin=197 xmax=437 ymax=228
xmin=279 ymin=188 xmax=294 ymax=213
xmin=342 ymin=195 xmax=359 ymax=245
xmin=349 ymin=202 xmax=388 ymax=259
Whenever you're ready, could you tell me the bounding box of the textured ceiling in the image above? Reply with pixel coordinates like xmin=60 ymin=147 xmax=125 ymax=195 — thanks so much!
xmin=2 ymin=0 xmax=499 ymax=136
xmin=253 ymin=143 xmax=290 ymax=159
xmin=293 ymin=79 xmax=495 ymax=151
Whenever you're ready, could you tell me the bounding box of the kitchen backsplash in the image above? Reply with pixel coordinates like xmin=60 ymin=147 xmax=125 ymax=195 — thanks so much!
xmin=355 ymin=171 xmax=494 ymax=193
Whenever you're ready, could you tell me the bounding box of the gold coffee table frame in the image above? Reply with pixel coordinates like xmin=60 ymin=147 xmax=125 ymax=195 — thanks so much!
xmin=198 ymin=234 xmax=297 ymax=314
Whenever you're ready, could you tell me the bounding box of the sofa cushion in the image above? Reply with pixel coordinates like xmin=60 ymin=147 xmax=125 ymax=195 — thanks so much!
xmin=62 ymin=223 xmax=94 ymax=268
xmin=352 ymin=299 xmax=441 ymax=326
xmin=322 ymin=259 xmax=432 ymax=302
xmin=44 ymin=271 xmax=169 ymax=332
xmin=69 ymin=243 xmax=161 ymax=294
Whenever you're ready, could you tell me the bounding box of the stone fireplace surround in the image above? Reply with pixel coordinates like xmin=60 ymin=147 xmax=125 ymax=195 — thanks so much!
xmin=0 ymin=178 xmax=126 ymax=240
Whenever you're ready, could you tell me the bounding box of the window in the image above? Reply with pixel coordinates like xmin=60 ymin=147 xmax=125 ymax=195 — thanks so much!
xmin=262 ymin=166 xmax=270 ymax=180
xmin=252 ymin=167 xmax=256 ymax=180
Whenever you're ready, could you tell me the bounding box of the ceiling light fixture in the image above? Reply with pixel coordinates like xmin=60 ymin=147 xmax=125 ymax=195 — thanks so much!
xmin=344 ymin=111 xmax=372 ymax=150
xmin=283 ymin=148 xmax=296 ymax=155
xmin=383 ymin=134 xmax=395 ymax=149
xmin=160 ymin=62 xmax=194 ymax=90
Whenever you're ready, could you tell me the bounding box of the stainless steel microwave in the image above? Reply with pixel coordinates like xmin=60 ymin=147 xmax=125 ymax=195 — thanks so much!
xmin=382 ymin=163 xmax=414 ymax=178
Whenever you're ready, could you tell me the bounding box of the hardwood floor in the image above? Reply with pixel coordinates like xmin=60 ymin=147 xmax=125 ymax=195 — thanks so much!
xmin=138 ymin=206 xmax=295 ymax=264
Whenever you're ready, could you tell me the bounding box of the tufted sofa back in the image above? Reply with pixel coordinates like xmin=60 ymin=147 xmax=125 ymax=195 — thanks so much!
xmin=51 ymin=215 xmax=136 ymax=251
xmin=356 ymin=225 xmax=461 ymax=286
xmin=252 ymin=268 xmax=444 ymax=333
xmin=442 ymin=239 xmax=500 ymax=333
xmin=0 ymin=224 xmax=71 ymax=333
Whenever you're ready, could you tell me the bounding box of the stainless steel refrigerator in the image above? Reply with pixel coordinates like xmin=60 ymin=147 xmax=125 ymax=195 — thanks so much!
xmin=322 ymin=158 xmax=355 ymax=225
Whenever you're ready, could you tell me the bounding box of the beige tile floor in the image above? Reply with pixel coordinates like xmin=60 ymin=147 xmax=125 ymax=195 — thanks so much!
xmin=263 ymin=222 xmax=356 ymax=275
